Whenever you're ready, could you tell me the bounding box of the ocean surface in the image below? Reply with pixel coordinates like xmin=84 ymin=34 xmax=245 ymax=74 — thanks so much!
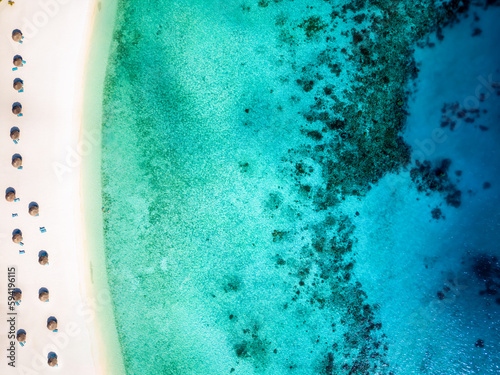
xmin=100 ymin=0 xmax=500 ymax=374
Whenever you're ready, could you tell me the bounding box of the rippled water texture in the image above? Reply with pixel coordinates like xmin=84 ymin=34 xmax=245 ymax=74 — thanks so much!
xmin=101 ymin=0 xmax=500 ymax=374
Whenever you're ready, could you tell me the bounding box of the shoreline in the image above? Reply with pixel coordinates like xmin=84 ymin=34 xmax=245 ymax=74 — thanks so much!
xmin=79 ymin=0 xmax=124 ymax=373
xmin=0 ymin=0 xmax=122 ymax=373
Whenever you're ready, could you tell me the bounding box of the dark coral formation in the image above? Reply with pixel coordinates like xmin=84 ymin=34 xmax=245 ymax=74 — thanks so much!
xmin=410 ymin=159 xmax=462 ymax=207
xmin=431 ymin=207 xmax=443 ymax=220
xmin=473 ymin=255 xmax=500 ymax=298
xmin=101 ymin=0 xmax=500 ymax=374
xmin=440 ymin=102 xmax=481 ymax=130
xmin=438 ymin=73 xmax=500 ymax=130
xmin=262 ymin=0 xmax=494 ymax=372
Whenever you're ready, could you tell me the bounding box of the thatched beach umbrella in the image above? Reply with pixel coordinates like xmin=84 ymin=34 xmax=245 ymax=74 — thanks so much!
xmin=29 ymin=204 xmax=39 ymax=216
xmin=13 ymin=80 xmax=23 ymax=91
xmin=48 ymin=356 xmax=58 ymax=367
xmin=5 ymin=191 xmax=16 ymax=202
xmin=12 ymin=104 xmax=22 ymax=115
xmin=12 ymin=232 xmax=22 ymax=243
xmin=17 ymin=332 xmax=26 ymax=343
xmin=12 ymin=157 xmax=22 ymax=168
xmin=12 ymin=30 xmax=23 ymax=42
xmin=39 ymin=290 xmax=49 ymax=302
xmin=47 ymin=319 xmax=58 ymax=331
xmin=39 ymin=253 xmax=49 ymax=265
xmin=12 ymin=290 xmax=22 ymax=301
xmin=10 ymin=129 xmax=20 ymax=140
xmin=13 ymin=57 xmax=23 ymax=67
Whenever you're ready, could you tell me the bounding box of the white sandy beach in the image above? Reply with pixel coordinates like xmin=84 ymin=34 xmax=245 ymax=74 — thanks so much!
xmin=0 ymin=0 xmax=120 ymax=373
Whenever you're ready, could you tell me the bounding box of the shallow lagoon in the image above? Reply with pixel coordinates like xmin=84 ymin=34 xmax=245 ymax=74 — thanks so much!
xmin=101 ymin=1 xmax=500 ymax=373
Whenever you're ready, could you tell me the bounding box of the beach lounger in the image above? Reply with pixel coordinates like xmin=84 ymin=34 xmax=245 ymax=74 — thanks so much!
xmin=19 ymin=250 xmax=25 ymax=254
xmin=17 ymin=166 xmax=23 ymax=169
xmin=12 ymin=213 xmax=18 ymax=217
xmin=13 ymin=139 xmax=19 ymax=144
xmin=40 ymin=227 xmax=47 ymax=233
xmin=14 ymin=198 xmax=20 ymax=202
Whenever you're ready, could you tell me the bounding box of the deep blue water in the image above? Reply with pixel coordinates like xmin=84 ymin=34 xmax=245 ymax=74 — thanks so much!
xmin=100 ymin=0 xmax=500 ymax=374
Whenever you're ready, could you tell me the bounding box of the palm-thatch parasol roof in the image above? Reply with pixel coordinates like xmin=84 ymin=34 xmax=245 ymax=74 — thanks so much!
xmin=39 ymin=291 xmax=49 ymax=302
xmin=12 ymin=157 xmax=22 ymax=168
xmin=13 ymin=80 xmax=23 ymax=90
xmin=48 ymin=357 xmax=58 ymax=367
xmin=12 ymin=291 xmax=22 ymax=301
xmin=12 ymin=105 xmax=22 ymax=115
xmin=47 ymin=320 xmax=58 ymax=331
xmin=13 ymin=57 xmax=23 ymax=67
xmin=17 ymin=332 xmax=26 ymax=342
xmin=12 ymin=233 xmax=22 ymax=243
xmin=39 ymin=254 xmax=49 ymax=265
xmin=5 ymin=191 xmax=16 ymax=202
xmin=12 ymin=30 xmax=22 ymax=42
xmin=29 ymin=204 xmax=39 ymax=216
xmin=10 ymin=129 xmax=20 ymax=140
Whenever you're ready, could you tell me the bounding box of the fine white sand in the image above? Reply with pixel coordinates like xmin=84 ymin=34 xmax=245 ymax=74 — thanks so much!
xmin=0 ymin=0 xmax=120 ymax=373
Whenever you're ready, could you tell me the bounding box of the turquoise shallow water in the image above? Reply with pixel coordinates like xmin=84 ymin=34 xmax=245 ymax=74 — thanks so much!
xmin=101 ymin=0 xmax=500 ymax=374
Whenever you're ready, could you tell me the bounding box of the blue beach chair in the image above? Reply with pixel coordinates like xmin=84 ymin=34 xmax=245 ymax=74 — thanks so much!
xmin=14 ymin=198 xmax=20 ymax=202
xmin=40 ymin=227 xmax=47 ymax=233
xmin=17 ymin=166 xmax=23 ymax=169
xmin=19 ymin=250 xmax=25 ymax=254
xmin=19 ymin=242 xmax=24 ymax=246
xmin=15 ymin=301 xmax=21 ymax=306
xmin=12 ymin=213 xmax=18 ymax=217
xmin=13 ymin=139 xmax=19 ymax=144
